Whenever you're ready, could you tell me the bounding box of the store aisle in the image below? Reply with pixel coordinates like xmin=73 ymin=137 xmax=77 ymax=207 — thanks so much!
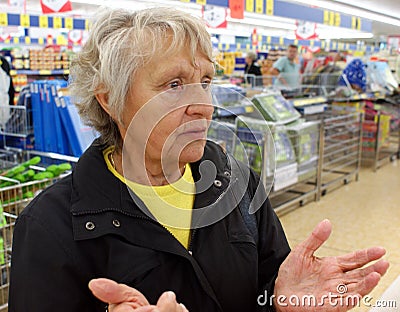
xmin=278 ymin=160 xmax=400 ymax=312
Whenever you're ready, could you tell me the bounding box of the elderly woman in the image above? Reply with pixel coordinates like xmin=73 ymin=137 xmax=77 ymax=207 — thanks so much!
xmin=9 ymin=7 xmax=388 ymax=312
xmin=244 ymin=51 xmax=263 ymax=87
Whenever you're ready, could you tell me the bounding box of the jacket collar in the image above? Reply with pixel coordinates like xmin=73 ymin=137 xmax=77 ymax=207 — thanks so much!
xmin=70 ymin=139 xmax=232 ymax=217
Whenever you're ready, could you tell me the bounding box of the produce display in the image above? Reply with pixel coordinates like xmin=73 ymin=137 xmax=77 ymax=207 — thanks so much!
xmin=0 ymin=156 xmax=72 ymax=204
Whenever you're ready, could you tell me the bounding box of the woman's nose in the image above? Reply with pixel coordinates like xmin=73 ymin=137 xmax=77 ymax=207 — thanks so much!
xmin=183 ymin=84 xmax=214 ymax=117
xmin=186 ymin=102 xmax=214 ymax=117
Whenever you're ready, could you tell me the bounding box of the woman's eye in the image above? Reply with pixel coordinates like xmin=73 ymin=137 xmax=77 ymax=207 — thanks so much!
xmin=169 ymin=81 xmax=183 ymax=90
xmin=201 ymin=80 xmax=211 ymax=90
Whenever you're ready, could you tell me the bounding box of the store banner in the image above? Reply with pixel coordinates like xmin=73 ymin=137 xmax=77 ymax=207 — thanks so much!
xmin=295 ymin=21 xmax=318 ymax=40
xmin=229 ymin=0 xmax=244 ymax=19
xmin=40 ymin=0 xmax=72 ymax=14
xmin=202 ymin=5 xmax=227 ymax=28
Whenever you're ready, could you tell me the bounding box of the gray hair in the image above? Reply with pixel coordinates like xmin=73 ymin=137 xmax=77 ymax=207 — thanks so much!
xmin=246 ymin=51 xmax=257 ymax=61
xmin=69 ymin=7 xmax=214 ymax=150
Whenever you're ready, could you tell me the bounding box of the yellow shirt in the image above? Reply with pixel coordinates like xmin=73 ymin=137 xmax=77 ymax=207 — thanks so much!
xmin=103 ymin=146 xmax=195 ymax=249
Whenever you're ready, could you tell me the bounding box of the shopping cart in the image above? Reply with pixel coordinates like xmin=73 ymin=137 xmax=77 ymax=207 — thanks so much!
xmin=0 ymin=152 xmax=74 ymax=311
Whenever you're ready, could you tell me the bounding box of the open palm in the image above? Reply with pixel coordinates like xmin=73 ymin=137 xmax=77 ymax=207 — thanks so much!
xmin=273 ymin=220 xmax=389 ymax=312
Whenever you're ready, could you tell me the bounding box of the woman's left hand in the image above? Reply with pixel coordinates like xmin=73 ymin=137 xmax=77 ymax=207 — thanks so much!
xmin=273 ymin=219 xmax=390 ymax=312
xmin=89 ymin=278 xmax=189 ymax=312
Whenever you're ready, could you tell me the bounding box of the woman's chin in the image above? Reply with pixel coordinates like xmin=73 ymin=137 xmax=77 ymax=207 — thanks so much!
xmin=179 ymin=140 xmax=207 ymax=164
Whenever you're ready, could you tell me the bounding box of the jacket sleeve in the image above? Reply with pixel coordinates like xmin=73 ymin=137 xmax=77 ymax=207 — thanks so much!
xmin=249 ymin=171 xmax=291 ymax=312
xmin=9 ymin=214 xmax=102 ymax=312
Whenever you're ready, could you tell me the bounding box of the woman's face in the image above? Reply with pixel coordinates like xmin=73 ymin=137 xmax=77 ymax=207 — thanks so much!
xmin=119 ymin=44 xmax=215 ymax=167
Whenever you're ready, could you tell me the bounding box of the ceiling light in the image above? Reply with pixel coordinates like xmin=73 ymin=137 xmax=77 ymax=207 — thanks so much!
xmin=228 ymin=17 xmax=296 ymax=30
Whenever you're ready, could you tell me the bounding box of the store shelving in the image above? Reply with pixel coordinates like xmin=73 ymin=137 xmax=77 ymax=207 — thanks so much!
xmin=10 ymin=69 xmax=69 ymax=76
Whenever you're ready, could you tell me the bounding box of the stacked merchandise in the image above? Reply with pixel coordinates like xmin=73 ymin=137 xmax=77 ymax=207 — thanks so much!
xmin=31 ymin=80 xmax=98 ymax=157
xmin=362 ymin=101 xmax=400 ymax=155
xmin=234 ymin=116 xmax=298 ymax=192
xmin=6 ymin=47 xmax=71 ymax=71
xmin=251 ymin=92 xmax=301 ymax=124
xmin=207 ymin=122 xmax=236 ymax=154
xmin=286 ymin=120 xmax=319 ymax=181
xmin=231 ymin=92 xmax=320 ymax=191
xmin=209 ymin=84 xmax=249 ymax=152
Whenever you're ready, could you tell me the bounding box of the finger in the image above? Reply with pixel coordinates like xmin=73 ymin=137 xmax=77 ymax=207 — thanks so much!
xmin=157 ymin=291 xmax=180 ymax=312
xmin=344 ymin=259 xmax=390 ymax=283
xmin=109 ymin=303 xmax=158 ymax=312
xmin=89 ymin=278 xmax=150 ymax=307
xmin=336 ymin=247 xmax=386 ymax=272
xmin=132 ymin=305 xmax=160 ymax=312
xmin=346 ymin=271 xmax=381 ymax=297
xmin=295 ymin=219 xmax=332 ymax=258
xmin=109 ymin=303 xmax=159 ymax=312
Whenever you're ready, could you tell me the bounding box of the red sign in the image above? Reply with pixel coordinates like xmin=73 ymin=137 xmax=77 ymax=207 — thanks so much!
xmin=68 ymin=30 xmax=83 ymax=45
xmin=40 ymin=0 xmax=72 ymax=14
xmin=251 ymin=28 xmax=258 ymax=46
xmin=229 ymin=0 xmax=244 ymax=19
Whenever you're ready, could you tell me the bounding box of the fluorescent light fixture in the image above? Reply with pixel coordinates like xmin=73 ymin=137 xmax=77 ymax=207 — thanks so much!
xmin=317 ymin=24 xmax=374 ymax=40
xmin=318 ymin=31 xmax=374 ymax=40
xmin=207 ymin=28 xmax=251 ymax=38
xmin=228 ymin=16 xmax=296 ymax=30
xmin=290 ymin=0 xmax=400 ymax=27
xmin=331 ymin=0 xmax=400 ymax=20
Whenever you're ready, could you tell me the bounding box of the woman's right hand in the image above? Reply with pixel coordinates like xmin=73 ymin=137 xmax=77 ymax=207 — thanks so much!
xmin=89 ymin=278 xmax=189 ymax=312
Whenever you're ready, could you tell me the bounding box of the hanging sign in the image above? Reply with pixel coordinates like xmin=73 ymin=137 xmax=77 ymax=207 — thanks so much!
xmin=251 ymin=28 xmax=258 ymax=46
xmin=68 ymin=30 xmax=83 ymax=45
xmin=202 ymin=5 xmax=227 ymax=28
xmin=295 ymin=21 xmax=318 ymax=40
xmin=0 ymin=33 xmax=11 ymax=41
xmin=306 ymin=46 xmax=321 ymax=53
xmin=229 ymin=0 xmax=244 ymax=19
xmin=40 ymin=0 xmax=72 ymax=14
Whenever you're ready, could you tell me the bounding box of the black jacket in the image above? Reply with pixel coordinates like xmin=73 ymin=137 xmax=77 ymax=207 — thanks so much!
xmin=9 ymin=140 xmax=290 ymax=312
xmin=244 ymin=62 xmax=263 ymax=87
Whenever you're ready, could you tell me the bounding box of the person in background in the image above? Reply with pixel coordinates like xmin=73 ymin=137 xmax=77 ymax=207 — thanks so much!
xmin=0 ymin=55 xmax=15 ymax=106
xmin=0 ymin=55 xmax=14 ymax=128
xmin=269 ymin=44 xmax=301 ymax=89
xmin=244 ymin=51 xmax=263 ymax=87
xmin=9 ymin=7 xmax=389 ymax=312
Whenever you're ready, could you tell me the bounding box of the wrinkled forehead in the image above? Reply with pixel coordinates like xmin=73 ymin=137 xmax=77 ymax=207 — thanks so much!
xmin=140 ymin=28 xmax=213 ymax=68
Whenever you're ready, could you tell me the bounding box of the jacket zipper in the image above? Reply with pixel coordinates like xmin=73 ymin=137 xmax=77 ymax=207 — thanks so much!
xmin=188 ymin=228 xmax=197 ymax=255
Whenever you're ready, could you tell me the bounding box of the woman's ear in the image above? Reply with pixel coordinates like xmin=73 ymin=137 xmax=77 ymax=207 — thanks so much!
xmin=96 ymin=93 xmax=119 ymax=122
xmin=95 ymin=92 xmax=112 ymax=116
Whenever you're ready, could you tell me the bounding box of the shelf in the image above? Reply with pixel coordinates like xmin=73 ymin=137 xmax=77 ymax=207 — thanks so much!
xmin=214 ymin=105 xmax=254 ymax=118
xmin=10 ymin=69 xmax=69 ymax=76
xmin=291 ymin=96 xmax=328 ymax=107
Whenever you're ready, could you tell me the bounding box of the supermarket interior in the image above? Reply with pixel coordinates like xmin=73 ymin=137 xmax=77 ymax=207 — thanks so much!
xmin=0 ymin=0 xmax=400 ymax=311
